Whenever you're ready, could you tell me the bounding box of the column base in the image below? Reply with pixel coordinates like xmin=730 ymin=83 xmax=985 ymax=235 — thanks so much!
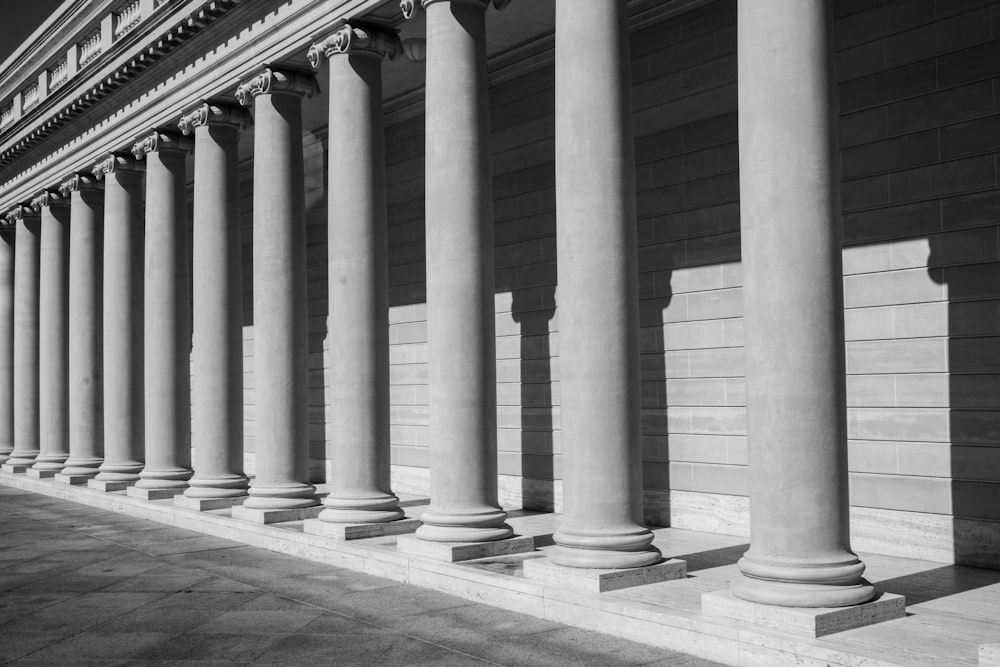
xmin=522 ymin=556 xmax=687 ymax=593
xmin=980 ymin=643 xmax=1000 ymax=666
xmin=25 ymin=468 xmax=58 ymax=479
xmin=174 ymin=494 xmax=247 ymax=511
xmin=127 ymin=486 xmax=186 ymax=501
xmin=1 ymin=463 xmax=32 ymax=474
xmin=304 ymin=517 xmax=422 ymax=541
xmin=701 ymin=590 xmax=905 ymax=638
xmin=54 ymin=472 xmax=96 ymax=485
xmin=88 ymin=478 xmax=136 ymax=492
xmin=396 ymin=533 xmax=535 ymax=562
xmin=231 ymin=504 xmax=323 ymax=525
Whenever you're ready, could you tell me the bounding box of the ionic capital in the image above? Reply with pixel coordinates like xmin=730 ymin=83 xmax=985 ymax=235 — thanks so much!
xmin=4 ymin=204 xmax=36 ymax=224
xmin=91 ymin=152 xmax=142 ymax=179
xmin=401 ymin=0 xmax=508 ymax=19
xmin=308 ymin=22 xmax=401 ymax=68
xmin=29 ymin=190 xmax=66 ymax=211
xmin=131 ymin=129 xmax=191 ymax=160
xmin=178 ymin=101 xmax=250 ymax=135
xmin=58 ymin=172 xmax=102 ymax=197
xmin=235 ymin=67 xmax=319 ymax=107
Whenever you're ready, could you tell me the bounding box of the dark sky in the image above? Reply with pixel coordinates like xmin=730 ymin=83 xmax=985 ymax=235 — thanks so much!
xmin=0 ymin=1 xmax=66 ymax=65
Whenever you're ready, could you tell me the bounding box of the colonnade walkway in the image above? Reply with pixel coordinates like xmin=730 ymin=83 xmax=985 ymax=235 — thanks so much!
xmin=0 ymin=484 xmax=719 ymax=667
xmin=3 ymin=474 xmax=999 ymax=665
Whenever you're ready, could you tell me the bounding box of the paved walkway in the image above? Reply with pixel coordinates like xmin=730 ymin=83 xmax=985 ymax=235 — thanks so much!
xmin=0 ymin=487 xmax=720 ymax=666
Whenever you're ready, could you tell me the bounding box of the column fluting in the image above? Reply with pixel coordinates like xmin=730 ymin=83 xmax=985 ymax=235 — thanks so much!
xmin=179 ymin=102 xmax=250 ymax=499
xmin=6 ymin=205 xmax=41 ymax=468
xmin=416 ymin=0 xmax=511 ymax=543
xmin=235 ymin=68 xmax=318 ymax=510
xmin=734 ymin=0 xmax=874 ymax=608
xmin=94 ymin=153 xmax=145 ymax=483
xmin=31 ymin=191 xmax=71 ymax=472
xmin=309 ymin=24 xmax=404 ymax=525
xmin=60 ymin=174 xmax=105 ymax=477
xmin=548 ymin=0 xmax=661 ymax=569
xmin=0 ymin=225 xmax=12 ymax=464
xmin=132 ymin=131 xmax=193 ymax=491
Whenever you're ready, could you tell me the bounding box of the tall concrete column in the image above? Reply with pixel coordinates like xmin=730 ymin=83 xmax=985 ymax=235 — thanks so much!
xmin=93 ymin=153 xmax=145 ymax=484
xmin=131 ymin=130 xmax=193 ymax=493
xmin=0 ymin=225 xmax=12 ymax=464
xmin=4 ymin=205 xmax=41 ymax=470
xmin=416 ymin=0 xmax=511 ymax=543
xmin=30 ymin=191 xmax=70 ymax=473
xmin=235 ymin=68 xmax=318 ymax=510
xmin=308 ymin=24 xmax=403 ymax=525
xmin=59 ymin=174 xmax=104 ymax=479
xmin=734 ymin=0 xmax=874 ymax=608
xmin=548 ymin=0 xmax=661 ymax=569
xmin=178 ymin=102 xmax=249 ymax=501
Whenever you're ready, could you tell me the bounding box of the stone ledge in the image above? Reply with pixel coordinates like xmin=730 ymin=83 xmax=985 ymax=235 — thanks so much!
xmin=174 ymin=494 xmax=246 ymax=511
xmin=1 ymin=463 xmax=31 ymax=474
xmin=231 ymin=504 xmax=323 ymax=525
xmin=25 ymin=468 xmax=58 ymax=479
xmin=701 ymin=590 xmax=906 ymax=638
xmin=396 ymin=533 xmax=535 ymax=562
xmin=982 ymin=643 xmax=1000 ymax=666
xmin=304 ymin=517 xmax=422 ymax=541
xmin=127 ymin=486 xmax=186 ymax=501
xmin=87 ymin=479 xmax=134 ymax=492
xmin=523 ymin=556 xmax=687 ymax=593
xmin=53 ymin=473 xmax=95 ymax=485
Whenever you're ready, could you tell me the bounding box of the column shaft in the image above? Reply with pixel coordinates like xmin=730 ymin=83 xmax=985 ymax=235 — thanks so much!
xmin=0 ymin=228 xmax=13 ymax=464
xmin=136 ymin=134 xmax=192 ymax=489
xmin=63 ymin=177 xmax=104 ymax=476
xmin=237 ymin=69 xmax=317 ymax=509
xmin=548 ymin=0 xmax=660 ymax=569
xmin=183 ymin=105 xmax=249 ymax=498
xmin=33 ymin=196 xmax=70 ymax=470
xmin=315 ymin=29 xmax=402 ymax=524
xmin=734 ymin=0 xmax=873 ymax=608
xmin=96 ymin=157 xmax=144 ymax=481
xmin=417 ymin=0 xmax=510 ymax=543
xmin=8 ymin=209 xmax=41 ymax=466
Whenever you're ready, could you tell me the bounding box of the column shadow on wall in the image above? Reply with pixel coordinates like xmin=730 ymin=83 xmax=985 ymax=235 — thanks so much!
xmin=510 ymin=284 xmax=556 ymax=514
xmin=927 ymin=234 xmax=1000 ymax=571
xmin=639 ymin=266 xmax=673 ymax=529
xmin=305 ymin=129 xmax=329 ymax=484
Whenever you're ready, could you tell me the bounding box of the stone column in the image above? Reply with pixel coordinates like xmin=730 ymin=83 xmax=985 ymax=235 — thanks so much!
xmin=234 ymin=68 xmax=318 ymax=512
xmin=544 ymin=0 xmax=661 ymax=570
xmin=92 ymin=153 xmax=145 ymax=487
xmin=3 ymin=205 xmax=41 ymax=472
xmin=129 ymin=130 xmax=193 ymax=497
xmin=58 ymin=173 xmax=104 ymax=481
xmin=413 ymin=0 xmax=511 ymax=544
xmin=732 ymin=0 xmax=874 ymax=608
xmin=307 ymin=24 xmax=404 ymax=527
xmin=177 ymin=102 xmax=250 ymax=506
xmin=29 ymin=190 xmax=70 ymax=475
xmin=0 ymin=225 xmax=12 ymax=465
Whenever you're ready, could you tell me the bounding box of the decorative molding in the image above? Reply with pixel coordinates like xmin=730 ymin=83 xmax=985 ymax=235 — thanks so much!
xmin=4 ymin=204 xmax=34 ymax=223
xmin=114 ymin=0 xmax=144 ymax=40
xmin=234 ymin=67 xmax=318 ymax=106
xmin=307 ymin=22 xmax=401 ymax=68
xmin=91 ymin=151 xmax=140 ymax=178
xmin=402 ymin=0 xmax=508 ymax=18
xmin=58 ymin=172 xmax=102 ymax=197
xmin=29 ymin=190 xmax=65 ymax=210
xmin=78 ymin=30 xmax=103 ymax=69
xmin=130 ymin=128 xmax=190 ymax=159
xmin=177 ymin=101 xmax=250 ymax=135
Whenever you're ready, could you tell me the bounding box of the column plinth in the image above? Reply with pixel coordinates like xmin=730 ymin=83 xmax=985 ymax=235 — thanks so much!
xmin=730 ymin=0 xmax=874 ymax=609
xmin=309 ymin=24 xmax=403 ymax=526
xmin=544 ymin=0 xmax=660 ymax=570
xmin=179 ymin=102 xmax=250 ymax=502
xmin=132 ymin=130 xmax=193 ymax=491
xmin=31 ymin=191 xmax=70 ymax=472
xmin=235 ymin=68 xmax=318 ymax=511
xmin=59 ymin=174 xmax=104 ymax=478
xmin=5 ymin=205 xmax=41 ymax=469
xmin=93 ymin=153 xmax=144 ymax=484
xmin=0 ymin=225 xmax=14 ymax=464
xmin=413 ymin=0 xmax=511 ymax=544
